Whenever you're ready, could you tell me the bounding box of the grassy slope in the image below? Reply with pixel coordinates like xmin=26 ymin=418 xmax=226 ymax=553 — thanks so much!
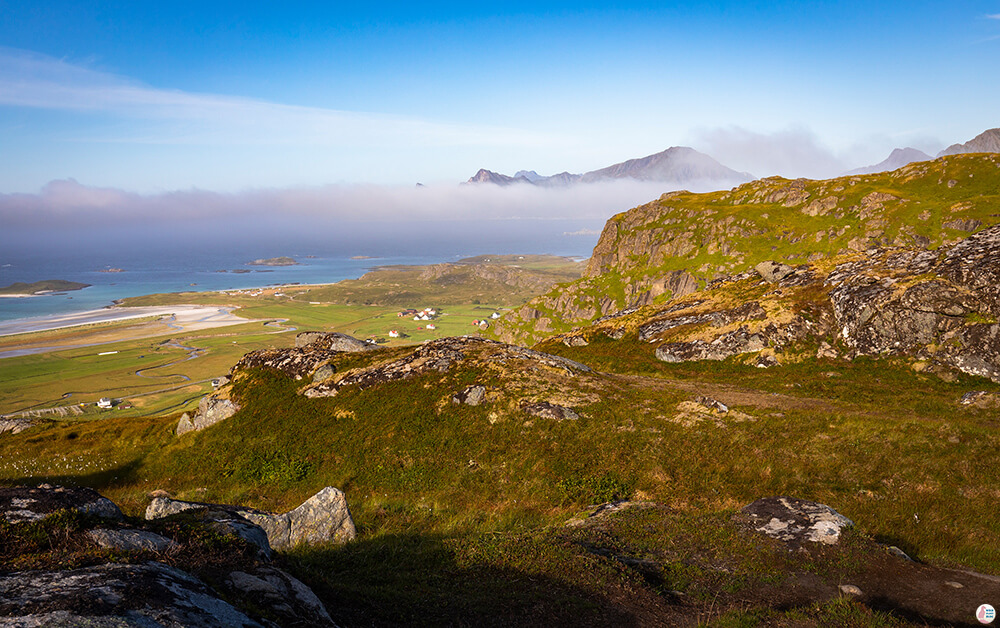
xmin=494 ymin=154 xmax=1000 ymax=344
xmin=2 ymin=340 xmax=999 ymax=624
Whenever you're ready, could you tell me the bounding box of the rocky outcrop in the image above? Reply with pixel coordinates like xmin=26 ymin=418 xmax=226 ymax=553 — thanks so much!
xmin=0 ymin=418 xmax=35 ymax=436
xmin=232 ymin=346 xmax=342 ymax=381
xmin=176 ymin=394 xmax=240 ymax=436
xmin=305 ymin=337 xmax=589 ymax=398
xmin=1 ymin=484 xmax=122 ymax=523
xmin=655 ymin=327 xmax=769 ymax=363
xmin=146 ymin=486 xmax=356 ymax=551
xmin=0 ymin=562 xmax=269 ymax=627
xmin=741 ymin=497 xmax=854 ymax=547
xmin=296 ymin=331 xmax=376 ymax=352
xmin=0 ymin=485 xmax=338 ymax=627
xmin=639 ymin=301 xmax=767 ymax=342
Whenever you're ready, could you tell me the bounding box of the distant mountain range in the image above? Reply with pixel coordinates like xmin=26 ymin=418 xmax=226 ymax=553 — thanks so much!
xmin=845 ymin=147 xmax=933 ymax=176
xmin=466 ymin=147 xmax=754 ymax=187
xmin=467 ymin=128 xmax=999 ymax=187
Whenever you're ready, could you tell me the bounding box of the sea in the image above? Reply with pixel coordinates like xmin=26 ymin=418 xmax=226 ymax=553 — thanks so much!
xmin=0 ymin=218 xmax=603 ymax=324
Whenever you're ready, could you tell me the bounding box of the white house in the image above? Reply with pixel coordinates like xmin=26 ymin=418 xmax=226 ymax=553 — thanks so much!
xmin=97 ymin=398 xmax=113 ymax=409
xmin=389 ymin=330 xmax=400 ymax=338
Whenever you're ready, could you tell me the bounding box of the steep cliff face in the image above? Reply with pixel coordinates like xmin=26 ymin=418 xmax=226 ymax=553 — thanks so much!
xmin=492 ymin=153 xmax=1000 ymax=346
xmin=540 ymin=223 xmax=1000 ymax=384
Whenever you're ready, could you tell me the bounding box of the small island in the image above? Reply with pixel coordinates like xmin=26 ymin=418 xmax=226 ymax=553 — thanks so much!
xmin=0 ymin=279 xmax=91 ymax=296
xmin=246 ymin=257 xmax=299 ymax=267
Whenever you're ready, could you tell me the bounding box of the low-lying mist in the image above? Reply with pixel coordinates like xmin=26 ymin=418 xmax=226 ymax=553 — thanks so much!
xmin=0 ymin=177 xmax=744 ymax=270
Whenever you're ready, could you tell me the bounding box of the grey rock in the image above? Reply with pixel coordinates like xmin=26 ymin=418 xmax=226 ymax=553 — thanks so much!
xmin=694 ymin=396 xmax=728 ymax=414
xmin=755 ymin=261 xmax=795 ymax=284
xmin=452 ymin=385 xmax=486 ymax=406
xmin=296 ymin=331 xmax=376 ymax=353
xmin=176 ymin=395 xmax=240 ymax=436
xmin=0 ymin=419 xmax=35 ymax=436
xmin=312 ymin=363 xmax=335 ymax=382
xmin=742 ymin=497 xmax=854 ymax=546
xmin=521 ymin=401 xmax=580 ymax=421
xmin=226 ymin=567 xmax=337 ymax=627
xmin=86 ymin=528 xmax=178 ymax=553
xmin=0 ymin=562 xmax=268 ymax=627
xmin=960 ymin=390 xmax=1000 ymax=407
xmin=887 ymin=545 xmax=912 ymax=561
xmin=639 ymin=301 xmax=767 ymax=342
xmin=816 ymin=341 xmax=839 ymax=360
xmin=755 ymin=354 xmax=779 ymax=368
xmin=0 ymin=485 xmax=122 ymax=524
xmin=562 ymin=335 xmax=589 ymax=347
xmin=146 ymin=486 xmax=356 ymax=551
xmin=839 ymin=584 xmax=863 ymax=596
xmin=655 ymin=326 xmax=768 ymax=363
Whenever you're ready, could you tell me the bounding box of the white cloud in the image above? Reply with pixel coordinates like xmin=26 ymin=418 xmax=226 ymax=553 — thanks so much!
xmin=0 ymin=46 xmax=547 ymax=148
xmin=986 ymin=13 xmax=1000 ymax=19
xmin=688 ymin=126 xmax=851 ymax=179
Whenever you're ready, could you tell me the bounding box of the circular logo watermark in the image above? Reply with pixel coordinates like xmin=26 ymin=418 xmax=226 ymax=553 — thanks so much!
xmin=978 ymin=603 xmax=996 ymax=625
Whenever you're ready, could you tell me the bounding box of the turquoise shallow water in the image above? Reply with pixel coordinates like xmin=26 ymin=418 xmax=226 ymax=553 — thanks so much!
xmin=0 ymin=217 xmax=602 ymax=323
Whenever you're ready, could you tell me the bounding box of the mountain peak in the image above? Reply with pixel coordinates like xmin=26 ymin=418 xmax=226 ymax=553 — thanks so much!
xmin=937 ymin=127 xmax=1000 ymax=157
xmin=845 ymin=147 xmax=932 ymax=175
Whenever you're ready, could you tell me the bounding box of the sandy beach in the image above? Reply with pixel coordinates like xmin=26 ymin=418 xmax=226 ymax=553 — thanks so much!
xmin=0 ymin=305 xmax=250 ymax=337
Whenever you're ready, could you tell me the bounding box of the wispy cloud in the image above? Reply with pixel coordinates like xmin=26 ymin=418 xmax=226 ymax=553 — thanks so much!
xmin=986 ymin=13 xmax=1000 ymax=19
xmin=689 ymin=126 xmax=849 ymax=179
xmin=0 ymin=46 xmax=545 ymax=148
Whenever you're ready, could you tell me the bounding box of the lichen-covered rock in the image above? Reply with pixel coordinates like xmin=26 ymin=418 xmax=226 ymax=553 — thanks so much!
xmin=755 ymin=260 xmax=794 ymax=284
xmin=296 ymin=331 xmax=376 ymax=353
xmin=639 ymin=301 xmax=767 ymax=342
xmin=232 ymin=346 xmax=340 ymax=381
xmin=742 ymin=497 xmax=854 ymax=547
xmin=521 ymin=400 xmax=580 ymax=421
xmin=0 ymin=485 xmax=122 ymax=524
xmin=225 ymin=567 xmax=338 ymax=627
xmin=0 ymin=562 xmax=269 ymax=627
xmin=146 ymin=486 xmax=356 ymax=551
xmin=0 ymin=418 xmax=35 ymax=436
xmin=176 ymin=395 xmax=240 ymax=436
xmin=452 ymin=385 xmax=486 ymax=406
xmin=86 ymin=528 xmax=178 ymax=553
xmin=655 ymin=326 xmax=768 ymax=363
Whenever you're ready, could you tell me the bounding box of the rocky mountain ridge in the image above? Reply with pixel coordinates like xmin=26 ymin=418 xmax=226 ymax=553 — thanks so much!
xmin=467 ymin=146 xmax=752 ymax=187
xmin=938 ymin=126 xmax=1000 ymax=156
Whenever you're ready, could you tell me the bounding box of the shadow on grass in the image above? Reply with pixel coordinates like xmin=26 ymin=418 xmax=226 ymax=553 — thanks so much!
xmin=4 ymin=459 xmax=144 ymax=492
xmin=283 ymin=533 xmax=651 ymax=627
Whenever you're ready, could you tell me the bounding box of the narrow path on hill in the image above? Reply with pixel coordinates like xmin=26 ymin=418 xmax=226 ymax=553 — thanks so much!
xmin=606 ymin=373 xmax=876 ymax=418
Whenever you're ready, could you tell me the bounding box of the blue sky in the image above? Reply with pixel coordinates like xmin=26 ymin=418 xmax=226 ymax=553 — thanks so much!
xmin=1 ymin=1 xmax=999 ymax=193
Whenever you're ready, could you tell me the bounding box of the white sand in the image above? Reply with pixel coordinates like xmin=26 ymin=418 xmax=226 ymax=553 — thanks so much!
xmin=0 ymin=306 xmax=250 ymax=337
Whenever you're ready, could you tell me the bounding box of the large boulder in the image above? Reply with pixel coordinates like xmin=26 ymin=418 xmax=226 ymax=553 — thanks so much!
xmin=296 ymin=331 xmax=376 ymax=352
xmin=0 ymin=485 xmax=122 ymax=524
xmin=0 ymin=562 xmax=269 ymax=627
xmin=176 ymin=395 xmax=240 ymax=436
xmin=741 ymin=497 xmax=853 ymax=547
xmin=225 ymin=566 xmax=337 ymax=627
xmin=146 ymin=486 xmax=356 ymax=551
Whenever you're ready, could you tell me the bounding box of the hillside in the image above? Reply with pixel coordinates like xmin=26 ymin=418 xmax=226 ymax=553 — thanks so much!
xmin=493 ymin=153 xmax=1000 ymax=345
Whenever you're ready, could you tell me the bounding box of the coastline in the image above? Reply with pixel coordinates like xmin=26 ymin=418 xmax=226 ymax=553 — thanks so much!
xmin=0 ymin=305 xmax=248 ymax=337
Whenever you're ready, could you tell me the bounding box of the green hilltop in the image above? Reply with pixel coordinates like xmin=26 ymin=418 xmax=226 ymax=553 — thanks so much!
xmin=493 ymin=153 xmax=1000 ymax=345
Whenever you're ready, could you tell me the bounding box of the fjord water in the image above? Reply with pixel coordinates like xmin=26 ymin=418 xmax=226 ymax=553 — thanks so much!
xmin=0 ymin=218 xmax=601 ymax=322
